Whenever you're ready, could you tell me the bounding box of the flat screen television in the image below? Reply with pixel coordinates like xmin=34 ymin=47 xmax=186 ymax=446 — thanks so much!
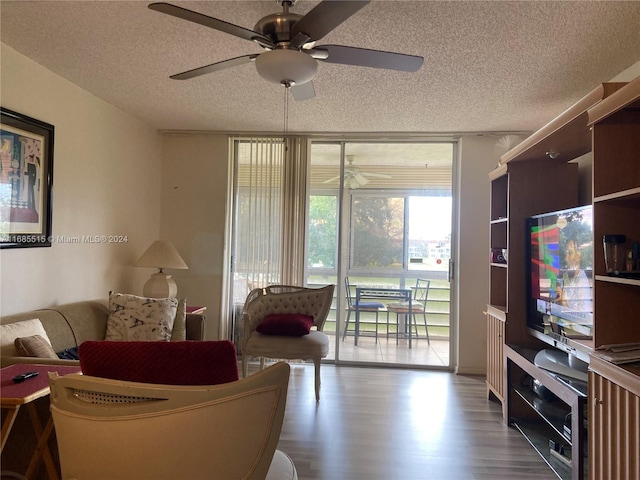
xmin=527 ymin=205 xmax=594 ymax=363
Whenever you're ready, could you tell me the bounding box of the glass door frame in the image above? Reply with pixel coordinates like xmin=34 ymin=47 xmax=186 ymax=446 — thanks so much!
xmin=305 ymin=139 xmax=459 ymax=369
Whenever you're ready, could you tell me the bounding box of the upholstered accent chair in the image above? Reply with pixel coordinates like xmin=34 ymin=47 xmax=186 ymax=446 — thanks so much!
xmin=241 ymin=284 xmax=335 ymax=402
xmin=49 ymin=362 xmax=296 ymax=480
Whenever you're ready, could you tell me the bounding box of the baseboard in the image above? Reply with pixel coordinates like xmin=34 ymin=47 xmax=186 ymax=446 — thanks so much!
xmin=455 ymin=365 xmax=486 ymax=376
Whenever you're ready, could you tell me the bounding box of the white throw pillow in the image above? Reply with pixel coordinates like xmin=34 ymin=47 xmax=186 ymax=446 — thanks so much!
xmin=105 ymin=292 xmax=178 ymax=342
xmin=0 ymin=318 xmax=53 ymax=356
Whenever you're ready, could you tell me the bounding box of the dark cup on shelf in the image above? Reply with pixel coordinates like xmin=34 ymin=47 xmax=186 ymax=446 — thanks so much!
xmin=603 ymin=234 xmax=626 ymax=275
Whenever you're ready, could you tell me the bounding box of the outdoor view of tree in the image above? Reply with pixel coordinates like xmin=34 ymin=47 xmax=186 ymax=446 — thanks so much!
xmin=308 ymin=195 xmax=337 ymax=268
xmin=559 ymin=210 xmax=593 ymax=270
xmin=352 ymin=197 xmax=404 ymax=268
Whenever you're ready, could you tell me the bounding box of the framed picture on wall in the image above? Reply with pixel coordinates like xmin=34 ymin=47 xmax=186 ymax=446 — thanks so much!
xmin=0 ymin=108 xmax=54 ymax=248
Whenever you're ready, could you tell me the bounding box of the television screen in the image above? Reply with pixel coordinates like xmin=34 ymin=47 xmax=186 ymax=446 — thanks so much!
xmin=527 ymin=205 xmax=594 ymax=343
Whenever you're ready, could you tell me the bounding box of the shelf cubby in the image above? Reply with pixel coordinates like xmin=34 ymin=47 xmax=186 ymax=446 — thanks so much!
xmin=506 ymin=345 xmax=587 ymax=480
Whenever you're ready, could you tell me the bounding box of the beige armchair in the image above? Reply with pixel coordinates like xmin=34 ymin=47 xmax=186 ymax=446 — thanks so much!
xmin=241 ymin=284 xmax=335 ymax=401
xmin=49 ymin=362 xmax=296 ymax=480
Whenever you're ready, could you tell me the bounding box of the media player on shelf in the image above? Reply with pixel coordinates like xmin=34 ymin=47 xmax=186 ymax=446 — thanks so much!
xmin=534 ymin=349 xmax=588 ymax=383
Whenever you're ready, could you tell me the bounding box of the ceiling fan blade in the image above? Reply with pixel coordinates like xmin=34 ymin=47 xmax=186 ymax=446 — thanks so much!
xmin=170 ymin=54 xmax=259 ymax=80
xmin=149 ymin=2 xmax=274 ymax=48
xmin=290 ymin=81 xmax=316 ymax=101
xmin=362 ymin=172 xmax=392 ymax=179
xmin=323 ymin=175 xmax=343 ymax=184
xmin=290 ymin=1 xmax=370 ymax=47
xmin=316 ymin=44 xmax=423 ymax=72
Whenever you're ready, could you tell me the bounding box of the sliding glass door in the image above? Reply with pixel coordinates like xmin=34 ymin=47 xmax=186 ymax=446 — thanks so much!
xmin=307 ymin=141 xmax=455 ymax=367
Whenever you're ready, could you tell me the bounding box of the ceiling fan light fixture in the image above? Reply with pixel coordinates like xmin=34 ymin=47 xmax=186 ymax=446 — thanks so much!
xmin=255 ymin=49 xmax=318 ymax=85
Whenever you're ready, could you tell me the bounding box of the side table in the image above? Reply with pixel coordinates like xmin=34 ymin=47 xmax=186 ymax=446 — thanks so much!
xmin=186 ymin=305 xmax=207 ymax=315
xmin=1 ymin=363 xmax=81 ymax=480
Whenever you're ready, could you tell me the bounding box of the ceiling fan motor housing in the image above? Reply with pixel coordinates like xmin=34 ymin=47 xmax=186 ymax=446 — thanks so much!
xmin=254 ymin=12 xmax=302 ymax=44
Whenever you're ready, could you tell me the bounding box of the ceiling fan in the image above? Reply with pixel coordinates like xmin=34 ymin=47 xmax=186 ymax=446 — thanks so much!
xmin=324 ymin=156 xmax=392 ymax=189
xmin=148 ymin=1 xmax=424 ymax=100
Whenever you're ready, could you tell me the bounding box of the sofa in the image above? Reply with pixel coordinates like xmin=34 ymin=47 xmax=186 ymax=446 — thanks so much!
xmin=0 ymin=299 xmax=206 ymax=367
xmin=0 ymin=299 xmax=206 ymax=479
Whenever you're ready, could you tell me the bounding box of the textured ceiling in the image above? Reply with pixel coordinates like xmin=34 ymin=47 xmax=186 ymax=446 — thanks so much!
xmin=1 ymin=1 xmax=640 ymax=135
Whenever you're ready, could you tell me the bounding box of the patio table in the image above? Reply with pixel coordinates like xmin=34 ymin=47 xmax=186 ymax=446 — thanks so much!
xmin=355 ymin=287 xmax=412 ymax=347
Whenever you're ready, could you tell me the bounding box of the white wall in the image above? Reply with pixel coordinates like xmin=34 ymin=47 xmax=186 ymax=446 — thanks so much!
xmin=455 ymin=135 xmax=500 ymax=374
xmin=159 ymin=134 xmax=229 ymax=340
xmin=0 ymin=44 xmax=162 ymax=314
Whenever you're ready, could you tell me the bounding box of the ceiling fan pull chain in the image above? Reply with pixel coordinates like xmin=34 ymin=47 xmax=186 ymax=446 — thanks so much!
xmin=283 ymin=85 xmax=289 ymax=146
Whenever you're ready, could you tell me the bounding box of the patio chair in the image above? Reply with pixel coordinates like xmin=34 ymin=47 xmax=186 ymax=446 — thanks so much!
xmin=386 ymin=279 xmax=431 ymax=345
xmin=49 ymin=362 xmax=296 ymax=480
xmin=241 ymin=284 xmax=334 ymax=402
xmin=342 ymin=277 xmax=385 ymax=342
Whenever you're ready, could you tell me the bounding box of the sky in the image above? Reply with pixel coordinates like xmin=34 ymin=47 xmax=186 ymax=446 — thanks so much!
xmin=409 ymin=196 xmax=452 ymax=241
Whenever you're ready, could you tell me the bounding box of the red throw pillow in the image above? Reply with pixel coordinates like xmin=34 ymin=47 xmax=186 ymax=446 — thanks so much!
xmin=256 ymin=314 xmax=314 ymax=336
xmin=79 ymin=340 xmax=239 ymax=385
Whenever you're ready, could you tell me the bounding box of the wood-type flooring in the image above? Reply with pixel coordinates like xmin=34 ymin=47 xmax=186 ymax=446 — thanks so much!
xmin=262 ymin=362 xmax=558 ymax=480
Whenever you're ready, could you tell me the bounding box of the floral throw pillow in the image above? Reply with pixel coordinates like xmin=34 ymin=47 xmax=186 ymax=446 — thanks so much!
xmin=105 ymin=292 xmax=178 ymax=342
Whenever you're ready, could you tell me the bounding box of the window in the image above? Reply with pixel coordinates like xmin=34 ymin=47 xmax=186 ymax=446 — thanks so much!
xmin=351 ymin=195 xmax=405 ymax=270
xmin=308 ymin=194 xmax=338 ymax=269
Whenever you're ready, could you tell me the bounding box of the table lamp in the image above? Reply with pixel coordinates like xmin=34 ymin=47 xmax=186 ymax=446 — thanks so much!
xmin=134 ymin=240 xmax=188 ymax=298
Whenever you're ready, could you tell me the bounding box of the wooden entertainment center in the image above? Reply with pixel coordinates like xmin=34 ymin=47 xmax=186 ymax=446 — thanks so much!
xmin=486 ymin=76 xmax=640 ymax=480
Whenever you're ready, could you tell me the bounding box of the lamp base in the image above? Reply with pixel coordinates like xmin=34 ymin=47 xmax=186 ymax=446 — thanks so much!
xmin=142 ymin=272 xmax=177 ymax=298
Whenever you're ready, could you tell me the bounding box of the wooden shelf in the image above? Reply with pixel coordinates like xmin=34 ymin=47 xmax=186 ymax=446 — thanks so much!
xmin=588 ymin=75 xmax=640 ymax=125
xmin=589 ymin=354 xmax=640 ymax=397
xmin=486 ymin=78 xmax=640 ymax=480
xmin=594 ymin=274 xmax=640 ymax=287
xmin=513 ymin=386 xmax=572 ymax=443
xmin=511 ymin=420 xmax=573 ymax=480
xmin=590 ymin=78 xmax=640 ymax=356
xmin=500 ymin=83 xmax=625 ymax=165
xmin=486 ymin=304 xmax=507 ymax=317
xmin=593 ymin=186 xmax=640 ymax=204
xmin=488 ymin=163 xmax=508 ymax=181
xmin=506 ymin=346 xmax=587 ymax=403
xmin=506 ymin=345 xmax=587 ymax=480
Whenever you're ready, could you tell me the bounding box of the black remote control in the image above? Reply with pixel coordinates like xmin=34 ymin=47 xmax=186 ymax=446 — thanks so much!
xmin=12 ymin=371 xmax=39 ymax=383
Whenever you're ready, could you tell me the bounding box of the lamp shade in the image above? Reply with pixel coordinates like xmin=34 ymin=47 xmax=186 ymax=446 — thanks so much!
xmin=255 ymin=49 xmax=318 ymax=85
xmin=134 ymin=240 xmax=188 ymax=271
xmin=134 ymin=241 xmax=188 ymax=298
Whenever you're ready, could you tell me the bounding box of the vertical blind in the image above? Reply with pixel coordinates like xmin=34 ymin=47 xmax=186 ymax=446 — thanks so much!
xmin=233 ymin=136 xmax=308 ymax=292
